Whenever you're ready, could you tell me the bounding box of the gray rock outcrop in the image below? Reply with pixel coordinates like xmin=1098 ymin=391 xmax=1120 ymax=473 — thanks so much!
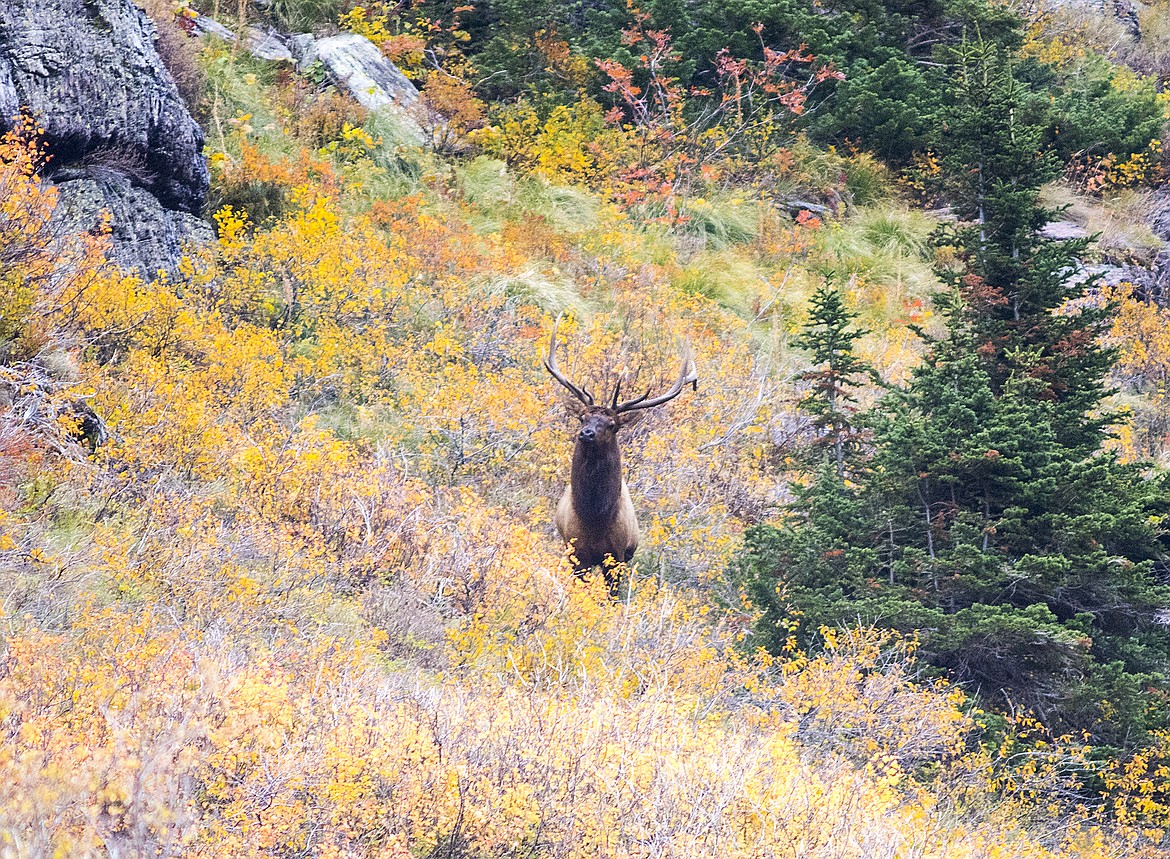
xmin=290 ymin=33 xmax=424 ymax=140
xmin=0 ymin=0 xmax=209 ymax=213
xmin=1103 ymin=0 xmax=1142 ymax=39
xmin=191 ymin=20 xmax=427 ymax=143
xmin=1040 ymin=220 xmax=1090 ymax=240
xmin=1049 ymin=0 xmax=1144 ymax=40
xmin=192 ymin=15 xmax=294 ymax=63
xmin=0 ymin=0 xmax=212 ymax=275
xmin=1124 ymin=189 xmax=1170 ymax=304
xmin=51 ymin=170 xmax=214 ymax=278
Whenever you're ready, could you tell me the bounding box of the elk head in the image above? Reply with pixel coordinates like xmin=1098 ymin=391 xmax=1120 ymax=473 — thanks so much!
xmin=544 ymin=315 xmax=698 ymax=587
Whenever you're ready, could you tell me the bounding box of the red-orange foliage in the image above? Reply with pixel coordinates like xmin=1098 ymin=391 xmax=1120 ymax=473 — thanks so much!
xmin=594 ymin=6 xmax=842 ymax=209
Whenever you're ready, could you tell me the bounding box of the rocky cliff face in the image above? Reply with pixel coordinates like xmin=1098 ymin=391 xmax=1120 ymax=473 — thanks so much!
xmin=50 ymin=169 xmax=214 ymax=278
xmin=193 ymin=15 xmax=425 ymax=142
xmin=0 ymin=0 xmax=211 ymax=275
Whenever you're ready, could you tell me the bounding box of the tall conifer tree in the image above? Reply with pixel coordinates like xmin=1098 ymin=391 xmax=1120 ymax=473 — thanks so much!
xmin=791 ymin=279 xmax=875 ymax=479
xmin=735 ymin=38 xmax=1170 ymax=746
xmin=939 ymin=36 xmax=1115 ymax=450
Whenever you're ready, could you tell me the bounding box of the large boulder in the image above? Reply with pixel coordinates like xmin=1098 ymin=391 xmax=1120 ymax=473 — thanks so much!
xmin=192 ymin=15 xmax=294 ymax=64
xmin=52 ymin=170 xmax=214 ymax=279
xmin=0 ymin=0 xmax=212 ymax=275
xmin=290 ymin=33 xmax=424 ymax=140
xmin=191 ymin=23 xmax=429 ymax=143
xmin=0 ymin=0 xmax=209 ymax=213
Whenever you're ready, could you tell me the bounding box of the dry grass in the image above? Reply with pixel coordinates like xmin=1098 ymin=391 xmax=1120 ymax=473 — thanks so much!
xmin=1039 ymin=182 xmax=1164 ymax=264
xmin=139 ymin=0 xmax=208 ymax=120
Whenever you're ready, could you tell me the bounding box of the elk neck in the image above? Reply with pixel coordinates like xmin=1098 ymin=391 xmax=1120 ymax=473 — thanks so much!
xmin=570 ymin=432 xmax=624 ymax=525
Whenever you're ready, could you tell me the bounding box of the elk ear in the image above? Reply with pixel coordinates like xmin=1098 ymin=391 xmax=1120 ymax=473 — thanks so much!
xmin=615 ymin=410 xmax=645 ymax=430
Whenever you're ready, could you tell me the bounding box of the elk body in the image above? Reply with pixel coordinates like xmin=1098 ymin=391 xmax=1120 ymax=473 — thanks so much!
xmin=545 ymin=318 xmax=698 ymax=587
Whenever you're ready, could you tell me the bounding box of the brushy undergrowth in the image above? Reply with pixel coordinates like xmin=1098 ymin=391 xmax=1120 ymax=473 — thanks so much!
xmin=1 ymin=33 xmax=1169 ymax=859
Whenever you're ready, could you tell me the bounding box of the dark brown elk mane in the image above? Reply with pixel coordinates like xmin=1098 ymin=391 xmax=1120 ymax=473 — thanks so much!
xmin=544 ymin=316 xmax=697 ymax=589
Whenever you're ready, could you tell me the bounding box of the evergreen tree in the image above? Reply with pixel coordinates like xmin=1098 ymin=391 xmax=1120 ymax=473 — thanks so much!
xmin=735 ymin=279 xmax=887 ymax=654
xmin=737 ymin=458 xmax=886 ymax=657
xmin=735 ymin=43 xmax=1170 ymax=747
xmin=937 ymin=36 xmax=1115 ymax=451
xmin=791 ymin=279 xmax=875 ymax=479
xmin=863 ymin=296 xmax=1169 ymax=741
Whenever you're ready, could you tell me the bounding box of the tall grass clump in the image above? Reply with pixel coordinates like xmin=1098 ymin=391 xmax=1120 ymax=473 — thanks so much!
xmin=676 ymin=194 xmax=760 ymax=250
xmin=672 ymin=250 xmax=764 ymax=315
xmin=457 ymin=156 xmax=516 ymax=210
xmin=515 ymin=177 xmax=600 ymax=235
xmin=475 ymin=267 xmax=585 ymax=314
xmin=824 ymin=204 xmax=938 ymax=298
xmin=843 ymin=152 xmax=895 ymax=206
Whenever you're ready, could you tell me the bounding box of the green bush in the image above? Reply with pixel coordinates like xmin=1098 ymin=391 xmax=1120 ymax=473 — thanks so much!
xmin=1032 ymin=54 xmax=1164 ymax=162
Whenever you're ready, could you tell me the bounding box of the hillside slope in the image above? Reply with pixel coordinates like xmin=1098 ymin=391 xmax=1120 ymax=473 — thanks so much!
xmin=1 ymin=0 xmax=1169 ymax=856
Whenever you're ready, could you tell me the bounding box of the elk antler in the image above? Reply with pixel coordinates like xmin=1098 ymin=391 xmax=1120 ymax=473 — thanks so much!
xmin=544 ymin=314 xmax=595 ymax=406
xmin=614 ymin=346 xmax=698 ymax=413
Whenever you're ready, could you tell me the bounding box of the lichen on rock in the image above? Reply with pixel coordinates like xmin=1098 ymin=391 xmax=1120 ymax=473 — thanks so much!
xmin=51 ymin=171 xmax=214 ymax=280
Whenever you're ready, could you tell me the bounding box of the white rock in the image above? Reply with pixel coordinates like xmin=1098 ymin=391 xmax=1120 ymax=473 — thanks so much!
xmin=192 ymin=15 xmax=293 ymax=63
xmin=248 ymin=29 xmax=293 ymax=63
xmin=195 ymin=23 xmax=426 ymax=143
xmin=1040 ymin=220 xmax=1089 ymax=240
xmin=298 ymin=33 xmax=420 ymax=111
xmin=192 ymin=14 xmax=234 ymax=41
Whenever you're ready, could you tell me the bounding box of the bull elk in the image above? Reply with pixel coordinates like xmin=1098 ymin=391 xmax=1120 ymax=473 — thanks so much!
xmin=544 ymin=316 xmax=698 ymax=587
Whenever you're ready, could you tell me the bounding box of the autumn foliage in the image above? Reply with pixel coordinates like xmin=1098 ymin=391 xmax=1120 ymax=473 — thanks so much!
xmin=0 ymin=20 xmax=1168 ymax=856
